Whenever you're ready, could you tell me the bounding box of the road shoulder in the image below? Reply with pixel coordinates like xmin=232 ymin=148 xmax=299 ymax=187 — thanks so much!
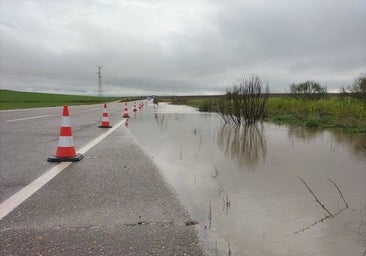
xmin=0 ymin=125 xmax=207 ymax=255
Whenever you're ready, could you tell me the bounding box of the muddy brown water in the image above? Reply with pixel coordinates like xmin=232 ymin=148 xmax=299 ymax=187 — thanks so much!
xmin=128 ymin=102 xmax=366 ymax=256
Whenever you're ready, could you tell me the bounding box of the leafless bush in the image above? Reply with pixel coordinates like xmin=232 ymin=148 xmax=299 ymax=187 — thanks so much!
xmin=219 ymin=76 xmax=269 ymax=125
xmin=340 ymin=73 xmax=366 ymax=104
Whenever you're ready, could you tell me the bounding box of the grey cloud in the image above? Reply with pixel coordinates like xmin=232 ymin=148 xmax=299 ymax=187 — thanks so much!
xmin=0 ymin=0 xmax=365 ymax=95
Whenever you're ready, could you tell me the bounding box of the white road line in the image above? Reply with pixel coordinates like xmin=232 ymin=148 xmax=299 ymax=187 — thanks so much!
xmin=0 ymin=107 xmax=60 ymax=113
xmin=0 ymin=119 xmax=126 ymax=220
xmin=78 ymin=119 xmax=125 ymax=154
xmin=0 ymin=162 xmax=72 ymax=220
xmin=6 ymin=115 xmax=53 ymax=122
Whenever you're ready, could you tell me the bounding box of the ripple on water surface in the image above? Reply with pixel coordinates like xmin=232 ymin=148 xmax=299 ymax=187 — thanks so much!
xmin=129 ymin=102 xmax=366 ymax=256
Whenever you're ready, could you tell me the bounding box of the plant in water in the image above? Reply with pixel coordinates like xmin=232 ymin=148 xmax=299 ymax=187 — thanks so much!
xmin=295 ymin=177 xmax=348 ymax=234
xmin=219 ymin=75 xmax=269 ymax=125
xmin=208 ymin=200 xmax=212 ymax=230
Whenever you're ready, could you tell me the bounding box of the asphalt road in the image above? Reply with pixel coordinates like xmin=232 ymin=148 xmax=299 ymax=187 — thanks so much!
xmin=0 ymin=102 xmax=206 ymax=255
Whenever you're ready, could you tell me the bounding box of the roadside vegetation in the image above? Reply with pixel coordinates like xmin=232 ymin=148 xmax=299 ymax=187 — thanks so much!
xmin=265 ymin=96 xmax=365 ymax=132
xmin=160 ymin=74 xmax=366 ymax=134
xmin=163 ymin=95 xmax=365 ymax=133
xmin=340 ymin=73 xmax=366 ymax=104
xmin=289 ymin=80 xmax=327 ymax=99
xmin=267 ymin=74 xmax=365 ymax=133
xmin=217 ymin=76 xmax=269 ymax=125
xmin=0 ymin=89 xmax=138 ymax=110
xmin=2 ymin=74 xmax=364 ymax=133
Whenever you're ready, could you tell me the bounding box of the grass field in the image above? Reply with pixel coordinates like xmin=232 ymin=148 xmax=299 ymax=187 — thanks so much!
xmin=158 ymin=95 xmax=366 ymax=134
xmin=0 ymin=90 xmax=136 ymax=110
xmin=264 ymin=96 xmax=366 ymax=133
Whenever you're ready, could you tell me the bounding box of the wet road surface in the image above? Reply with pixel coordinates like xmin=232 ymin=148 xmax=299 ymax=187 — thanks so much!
xmin=0 ymin=103 xmax=207 ymax=255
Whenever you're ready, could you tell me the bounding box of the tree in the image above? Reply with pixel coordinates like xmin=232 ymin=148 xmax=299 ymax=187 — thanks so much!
xmin=290 ymin=81 xmax=327 ymax=99
xmin=341 ymin=74 xmax=366 ymax=103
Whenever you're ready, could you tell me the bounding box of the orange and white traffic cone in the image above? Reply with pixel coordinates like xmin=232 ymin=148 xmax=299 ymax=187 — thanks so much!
xmin=133 ymin=102 xmax=138 ymax=112
xmin=47 ymin=105 xmax=83 ymax=162
xmin=122 ymin=102 xmax=130 ymax=118
xmin=98 ymin=103 xmax=112 ymax=128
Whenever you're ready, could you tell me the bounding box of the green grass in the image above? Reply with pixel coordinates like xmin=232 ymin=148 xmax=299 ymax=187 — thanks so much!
xmin=0 ymin=90 xmax=138 ymax=110
xmin=159 ymin=95 xmax=366 ymax=134
xmin=264 ymin=96 xmax=366 ymax=133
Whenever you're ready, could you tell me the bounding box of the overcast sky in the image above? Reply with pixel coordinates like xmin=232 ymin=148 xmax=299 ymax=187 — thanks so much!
xmin=0 ymin=0 xmax=365 ymax=96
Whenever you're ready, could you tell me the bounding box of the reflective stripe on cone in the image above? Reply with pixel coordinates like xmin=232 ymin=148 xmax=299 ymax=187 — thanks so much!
xmin=47 ymin=105 xmax=83 ymax=162
xmin=98 ymin=103 xmax=112 ymax=128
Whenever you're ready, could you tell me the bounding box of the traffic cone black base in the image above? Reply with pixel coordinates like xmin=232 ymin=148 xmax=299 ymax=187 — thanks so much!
xmin=47 ymin=153 xmax=84 ymax=162
xmin=48 ymin=105 xmax=83 ymax=162
xmin=98 ymin=103 xmax=113 ymax=128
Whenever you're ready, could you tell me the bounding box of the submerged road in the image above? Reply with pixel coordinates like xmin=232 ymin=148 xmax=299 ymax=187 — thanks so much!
xmin=0 ymin=103 xmax=206 ymax=255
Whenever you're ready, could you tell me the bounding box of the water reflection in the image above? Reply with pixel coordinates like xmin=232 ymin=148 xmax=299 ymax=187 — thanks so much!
xmin=287 ymin=126 xmax=366 ymax=161
xmin=129 ymin=104 xmax=366 ymax=255
xmin=154 ymin=113 xmax=168 ymax=133
xmin=287 ymin=126 xmax=320 ymax=142
xmin=217 ymin=123 xmax=267 ymax=169
xmin=154 ymin=113 xmax=185 ymax=134
xmin=330 ymin=131 xmax=366 ymax=158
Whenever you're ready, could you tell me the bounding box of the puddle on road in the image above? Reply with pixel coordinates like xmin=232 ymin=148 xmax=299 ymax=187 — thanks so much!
xmin=128 ymin=102 xmax=366 ymax=256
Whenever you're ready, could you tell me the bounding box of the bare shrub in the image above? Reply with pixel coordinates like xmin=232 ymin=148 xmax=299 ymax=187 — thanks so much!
xmin=340 ymin=73 xmax=366 ymax=104
xmin=219 ymin=76 xmax=269 ymax=125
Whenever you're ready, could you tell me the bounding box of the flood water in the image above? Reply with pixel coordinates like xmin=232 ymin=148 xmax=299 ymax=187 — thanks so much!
xmin=128 ymin=102 xmax=366 ymax=256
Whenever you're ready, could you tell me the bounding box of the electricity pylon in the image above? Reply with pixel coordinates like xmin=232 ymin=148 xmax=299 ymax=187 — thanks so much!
xmin=97 ymin=66 xmax=103 ymax=97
